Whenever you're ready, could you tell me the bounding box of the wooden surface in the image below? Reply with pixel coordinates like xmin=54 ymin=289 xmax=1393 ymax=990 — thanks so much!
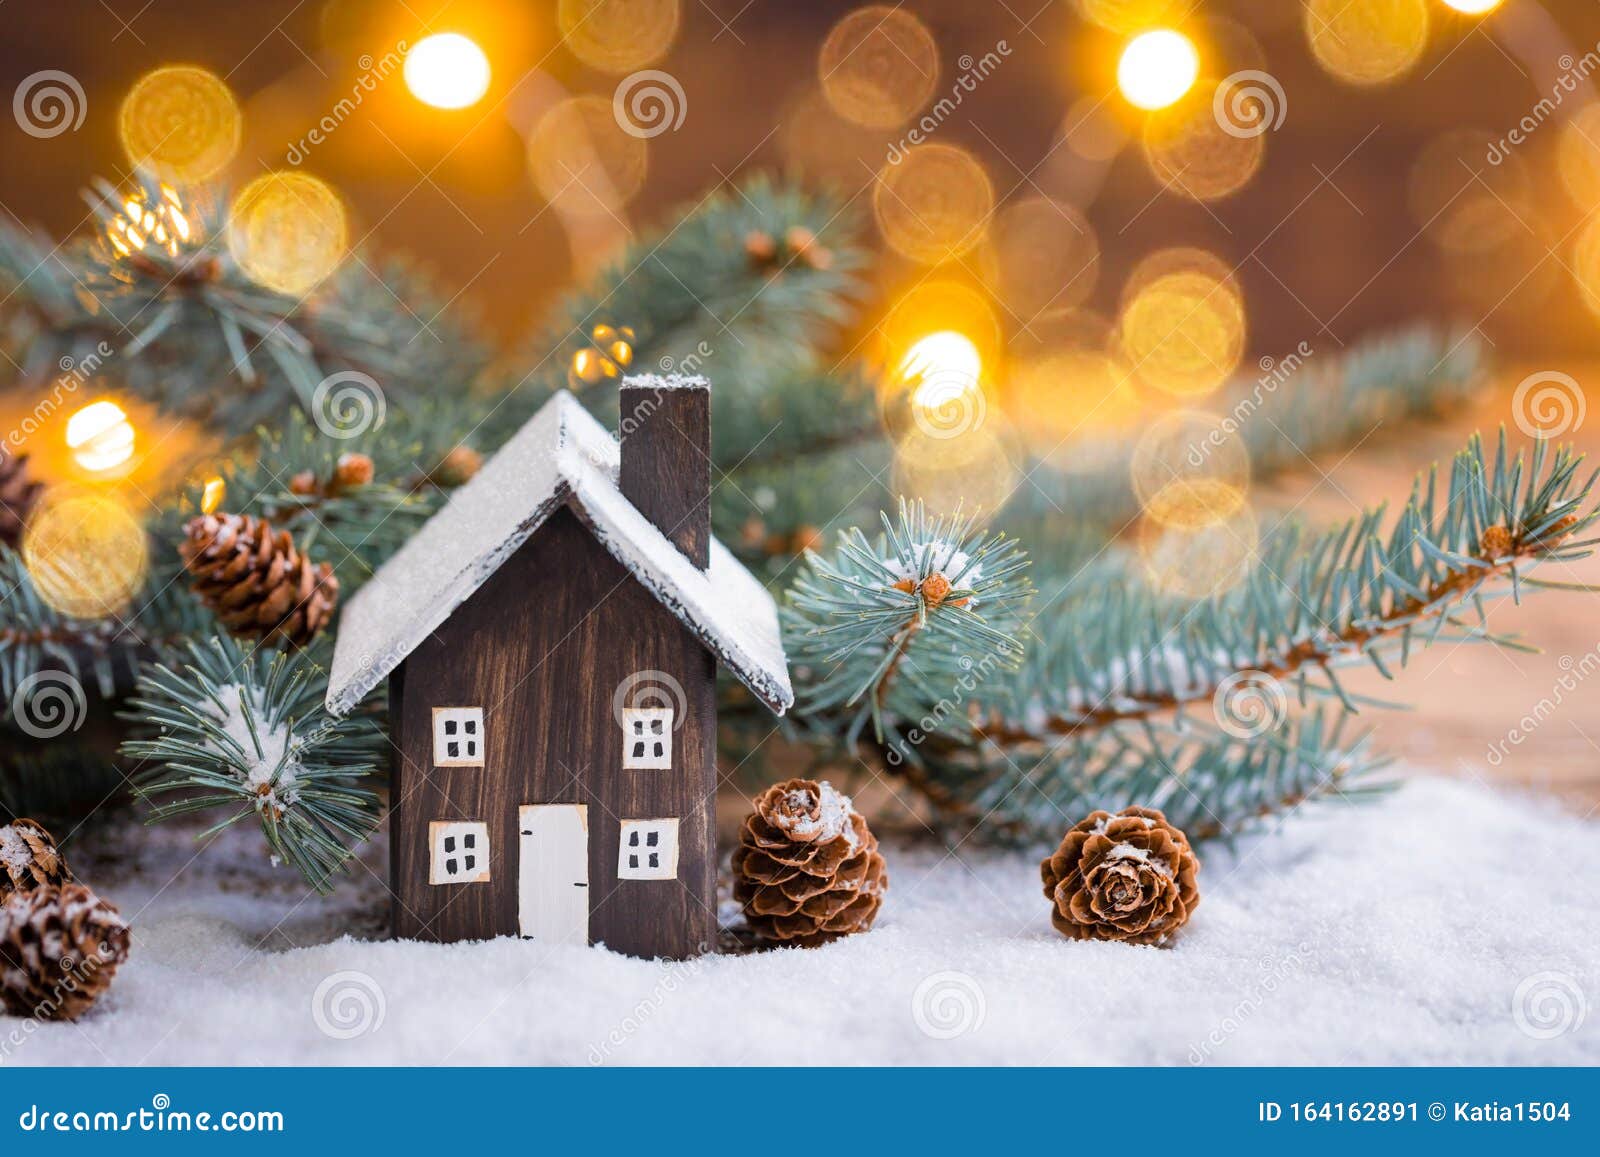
xmin=389 ymin=504 xmax=719 ymax=958
xmin=619 ymin=383 xmax=711 ymax=568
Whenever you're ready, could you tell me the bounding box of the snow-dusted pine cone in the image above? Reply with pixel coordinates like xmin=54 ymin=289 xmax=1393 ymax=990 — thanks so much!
xmin=732 ymin=779 xmax=887 ymax=947
xmin=0 ymin=818 xmax=73 ymax=905
xmin=0 ymin=883 xmax=129 ymax=1021
xmin=1040 ymin=805 xmax=1200 ymax=946
xmin=180 ymin=512 xmax=339 ymax=646
xmin=0 ymin=451 xmax=42 ymax=547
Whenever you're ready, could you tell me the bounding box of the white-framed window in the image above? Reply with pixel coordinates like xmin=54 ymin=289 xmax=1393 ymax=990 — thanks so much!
xmin=433 ymin=707 xmax=485 ymax=767
xmin=617 ymin=818 xmax=679 ymax=880
xmin=621 ymin=707 xmax=673 ymax=770
xmin=429 ymin=820 xmax=490 ymax=884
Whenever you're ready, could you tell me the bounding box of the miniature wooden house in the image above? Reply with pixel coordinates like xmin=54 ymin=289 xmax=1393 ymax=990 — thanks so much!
xmin=325 ymin=377 xmax=792 ymax=959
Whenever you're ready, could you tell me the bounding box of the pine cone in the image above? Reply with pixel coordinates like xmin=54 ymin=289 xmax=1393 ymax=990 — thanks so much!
xmin=0 ymin=451 xmax=43 ymax=548
xmin=1040 ymin=805 xmax=1200 ymax=946
xmin=0 ymin=819 xmax=73 ymax=905
xmin=733 ymin=778 xmax=887 ymax=947
xmin=180 ymin=512 xmax=339 ymax=646
xmin=332 ymin=451 xmax=374 ymax=490
xmin=0 ymin=882 xmax=130 ymax=1021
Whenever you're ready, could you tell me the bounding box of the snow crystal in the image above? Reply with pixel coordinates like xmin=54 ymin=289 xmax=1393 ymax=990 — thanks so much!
xmin=618 ymin=373 xmax=710 ymax=392
xmin=1104 ymin=842 xmax=1172 ymax=878
xmin=326 ymin=389 xmax=791 ymax=718
xmin=204 ymin=685 xmax=302 ymax=814
xmin=8 ymin=775 xmax=1598 ymax=1065
xmin=0 ymin=825 xmax=31 ymax=871
xmin=777 ymin=782 xmax=858 ymax=848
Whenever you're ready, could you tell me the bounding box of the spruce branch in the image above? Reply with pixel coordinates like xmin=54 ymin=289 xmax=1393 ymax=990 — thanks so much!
xmin=786 ymin=431 xmax=1599 ymax=844
xmin=120 ymin=636 xmax=383 ymax=892
xmin=0 ymin=175 xmax=491 ymax=436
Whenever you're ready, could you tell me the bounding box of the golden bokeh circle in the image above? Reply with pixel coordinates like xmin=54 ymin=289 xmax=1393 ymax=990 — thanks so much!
xmin=1119 ymin=264 xmax=1246 ymax=398
xmin=1073 ymin=0 xmax=1187 ymax=34
xmin=1062 ymin=96 xmax=1128 ymax=163
xmin=874 ymin=144 xmax=994 ymax=265
xmin=1305 ymin=0 xmax=1429 ymax=87
xmin=878 ymin=281 xmax=1002 ymax=400
xmin=1130 ymin=408 xmax=1250 ymax=520
xmin=819 ymin=5 xmax=939 ymax=130
xmin=22 ymin=492 xmax=149 ymax=619
xmin=1571 ymin=215 xmax=1600 ymax=322
xmin=529 ymin=95 xmax=649 ymax=215
xmin=893 ymin=423 xmax=1020 ymax=520
xmin=1138 ymin=496 xmax=1258 ymax=600
xmin=558 ymin=0 xmax=681 ymax=75
xmin=119 ymin=65 xmax=242 ymax=185
xmin=983 ymin=197 xmax=1100 ymax=319
xmin=1408 ymin=130 xmax=1529 ymax=255
xmin=1142 ymin=85 xmax=1265 ymax=201
xmin=228 ymin=172 xmax=348 ymax=296
xmin=1006 ymin=311 xmax=1143 ymax=470
xmin=1558 ymin=105 xmax=1600 ymax=209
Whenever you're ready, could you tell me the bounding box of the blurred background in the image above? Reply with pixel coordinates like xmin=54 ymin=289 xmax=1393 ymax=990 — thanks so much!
xmin=4 ymin=0 xmax=1600 ymax=814
xmin=2 ymin=0 xmax=1600 ymax=356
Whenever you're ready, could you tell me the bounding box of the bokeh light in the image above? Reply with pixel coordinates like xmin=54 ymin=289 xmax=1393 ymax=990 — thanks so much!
xmin=1005 ymin=311 xmax=1142 ymax=470
xmin=228 ymin=172 xmax=348 ymax=295
xmin=118 ymin=65 xmax=241 ymax=186
xmin=558 ymin=0 xmax=681 ymax=75
xmin=1557 ymin=105 xmax=1600 ymax=209
xmin=1408 ymin=129 xmax=1529 ymax=254
xmin=1138 ymin=498 xmax=1258 ymax=599
xmin=893 ymin=423 xmax=1021 ymax=520
xmin=1074 ymin=0 xmax=1186 ymax=34
xmin=1571 ymin=215 xmax=1600 ymax=323
xmin=529 ymin=95 xmax=649 ymax=216
xmin=404 ymin=33 xmax=492 ymax=109
xmin=22 ymin=492 xmax=149 ymax=619
xmin=1142 ymin=85 xmax=1265 ymax=201
xmin=1062 ymin=96 xmax=1129 ymax=163
xmin=1130 ymin=408 xmax=1251 ymax=523
xmin=983 ymin=197 xmax=1100 ymax=319
xmin=899 ymin=331 xmax=983 ymax=415
xmin=66 ymin=401 xmax=135 ymax=475
xmin=1117 ymin=30 xmax=1199 ymax=111
xmin=819 ymin=6 xmax=939 ymax=130
xmin=874 ymin=144 xmax=994 ymax=265
xmin=1305 ymin=0 xmax=1429 ymax=86
xmin=1119 ymin=252 xmax=1246 ymax=398
xmin=878 ymin=282 xmax=1002 ymax=399
xmin=1439 ymin=0 xmax=1501 ymax=12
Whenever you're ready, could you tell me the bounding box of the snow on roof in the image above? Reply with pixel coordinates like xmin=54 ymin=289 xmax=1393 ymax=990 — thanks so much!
xmin=325 ymin=390 xmax=793 ymax=718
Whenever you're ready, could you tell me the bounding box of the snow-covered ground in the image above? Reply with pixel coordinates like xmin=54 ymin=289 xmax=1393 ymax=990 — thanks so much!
xmin=5 ymin=775 xmax=1597 ymax=1066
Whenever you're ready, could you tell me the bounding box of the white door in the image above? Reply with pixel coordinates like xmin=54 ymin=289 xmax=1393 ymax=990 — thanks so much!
xmin=518 ymin=805 xmax=589 ymax=944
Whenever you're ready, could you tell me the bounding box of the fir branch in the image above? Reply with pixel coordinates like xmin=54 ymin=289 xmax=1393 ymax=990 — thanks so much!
xmin=120 ymin=636 xmax=383 ymax=892
xmin=785 ymin=431 xmax=1599 ymax=844
xmin=484 ymin=175 xmax=871 ymax=443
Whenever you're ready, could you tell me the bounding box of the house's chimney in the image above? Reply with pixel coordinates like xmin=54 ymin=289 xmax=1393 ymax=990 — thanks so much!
xmin=619 ymin=374 xmax=711 ymax=570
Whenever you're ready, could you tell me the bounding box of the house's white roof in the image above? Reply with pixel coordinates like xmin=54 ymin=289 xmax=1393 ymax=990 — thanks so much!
xmin=324 ymin=389 xmax=793 ymax=717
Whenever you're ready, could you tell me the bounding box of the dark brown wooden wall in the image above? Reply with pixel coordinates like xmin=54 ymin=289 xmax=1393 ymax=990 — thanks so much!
xmin=389 ymin=504 xmax=718 ymax=959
